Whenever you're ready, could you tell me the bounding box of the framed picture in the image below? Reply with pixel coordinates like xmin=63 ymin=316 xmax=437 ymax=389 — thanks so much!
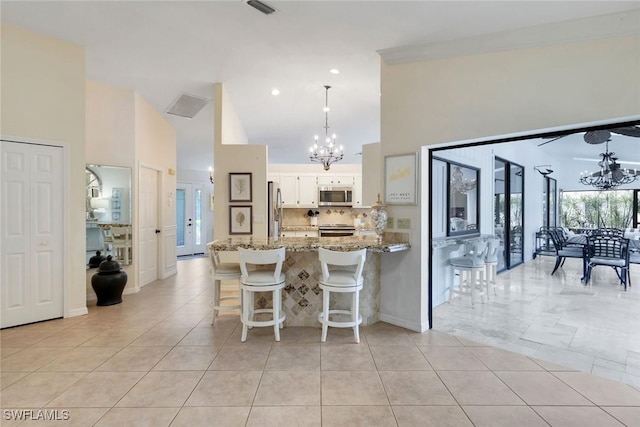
xmin=112 ymin=187 xmax=122 ymax=200
xmin=229 ymin=205 xmax=252 ymax=235
xmin=229 ymin=173 xmax=252 ymax=202
xmin=112 ymin=200 xmax=121 ymax=210
xmin=385 ymin=153 xmax=418 ymax=205
xmin=112 ymin=211 xmax=121 ymax=222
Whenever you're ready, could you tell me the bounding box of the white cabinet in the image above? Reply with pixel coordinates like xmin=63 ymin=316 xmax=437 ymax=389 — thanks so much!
xmin=279 ymin=175 xmax=298 ymax=208
xmin=267 ymin=173 xmax=279 ymax=184
xmin=297 ymin=175 xmax=318 ymax=208
xmin=275 ymin=174 xmax=318 ymax=208
xmin=317 ymin=175 xmax=354 ymax=186
xmin=356 ymin=229 xmax=376 ymax=236
xmin=353 ymin=174 xmax=365 ymax=208
xmin=281 ymin=230 xmax=319 ymax=238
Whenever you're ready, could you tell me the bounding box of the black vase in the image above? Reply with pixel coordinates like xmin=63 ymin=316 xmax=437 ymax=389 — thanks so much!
xmin=88 ymin=250 xmax=106 ymax=268
xmin=91 ymin=255 xmax=127 ymax=306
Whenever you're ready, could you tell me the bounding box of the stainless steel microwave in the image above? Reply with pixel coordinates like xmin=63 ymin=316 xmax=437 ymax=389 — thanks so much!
xmin=318 ymin=186 xmax=353 ymax=207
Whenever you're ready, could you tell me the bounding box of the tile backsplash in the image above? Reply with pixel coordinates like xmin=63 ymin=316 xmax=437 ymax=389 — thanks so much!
xmin=283 ymin=208 xmax=371 ymax=227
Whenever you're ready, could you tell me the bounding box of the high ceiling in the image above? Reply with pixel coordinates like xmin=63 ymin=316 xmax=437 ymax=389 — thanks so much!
xmin=2 ymin=1 xmax=639 ymax=171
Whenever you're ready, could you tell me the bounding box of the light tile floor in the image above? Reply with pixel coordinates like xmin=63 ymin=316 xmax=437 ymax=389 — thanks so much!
xmin=0 ymin=256 xmax=639 ymax=426
xmin=434 ymin=255 xmax=640 ymax=390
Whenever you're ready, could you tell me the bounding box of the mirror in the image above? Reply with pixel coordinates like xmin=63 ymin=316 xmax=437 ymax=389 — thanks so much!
xmin=447 ymin=162 xmax=480 ymax=236
xmin=86 ymin=165 xmax=132 ymax=266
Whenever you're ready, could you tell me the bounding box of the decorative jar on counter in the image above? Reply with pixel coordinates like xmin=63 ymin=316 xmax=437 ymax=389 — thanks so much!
xmin=370 ymin=194 xmax=388 ymax=242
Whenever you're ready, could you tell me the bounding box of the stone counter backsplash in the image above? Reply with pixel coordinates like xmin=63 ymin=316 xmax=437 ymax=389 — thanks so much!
xmin=283 ymin=207 xmax=371 ymax=227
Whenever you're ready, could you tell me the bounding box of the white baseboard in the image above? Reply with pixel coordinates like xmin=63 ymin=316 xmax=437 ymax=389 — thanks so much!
xmin=67 ymin=307 xmax=88 ymax=318
xmin=160 ymin=267 xmax=177 ymax=280
xmin=379 ymin=313 xmax=426 ymax=332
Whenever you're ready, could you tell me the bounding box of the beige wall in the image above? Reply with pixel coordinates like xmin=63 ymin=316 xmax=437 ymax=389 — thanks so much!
xmin=135 ymin=93 xmax=178 ymax=279
xmin=1 ymin=24 xmax=87 ymax=316
xmin=86 ymin=80 xmax=135 ymax=168
xmin=213 ymin=83 xmax=268 ymax=240
xmin=380 ymin=34 xmax=640 ymax=331
xmin=87 ymin=81 xmax=178 ymax=291
xmin=362 ymin=142 xmax=381 ymax=207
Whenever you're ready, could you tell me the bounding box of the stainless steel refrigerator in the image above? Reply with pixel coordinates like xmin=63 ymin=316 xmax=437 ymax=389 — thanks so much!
xmin=267 ymin=181 xmax=282 ymax=238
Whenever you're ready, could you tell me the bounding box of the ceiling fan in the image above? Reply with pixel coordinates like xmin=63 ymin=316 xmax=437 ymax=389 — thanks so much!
xmin=537 ymin=125 xmax=640 ymax=146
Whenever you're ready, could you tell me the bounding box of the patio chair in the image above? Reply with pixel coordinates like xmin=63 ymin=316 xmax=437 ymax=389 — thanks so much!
xmin=593 ymin=228 xmax=624 ymax=238
xmin=548 ymin=227 xmax=585 ymax=275
xmin=584 ymin=235 xmax=630 ymax=291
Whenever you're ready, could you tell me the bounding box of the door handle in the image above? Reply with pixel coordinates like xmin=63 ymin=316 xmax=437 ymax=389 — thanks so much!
xmin=155 ymin=229 xmax=161 ymax=234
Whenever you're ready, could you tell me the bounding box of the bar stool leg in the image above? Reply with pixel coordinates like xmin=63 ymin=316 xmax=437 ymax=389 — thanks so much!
xmin=353 ymin=289 xmax=360 ymax=344
xmin=321 ymin=289 xmax=330 ymax=343
xmin=241 ymin=288 xmax=249 ymax=342
xmin=210 ymin=279 xmax=220 ymax=325
xmin=273 ymin=289 xmax=281 ymax=342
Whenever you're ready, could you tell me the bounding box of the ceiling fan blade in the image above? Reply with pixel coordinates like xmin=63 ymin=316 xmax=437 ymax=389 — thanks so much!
xmin=612 ymin=126 xmax=640 ymax=138
xmin=537 ymin=135 xmax=567 ymax=146
xmin=573 ymin=157 xmax=640 ymax=166
xmin=583 ymin=130 xmax=610 ymax=144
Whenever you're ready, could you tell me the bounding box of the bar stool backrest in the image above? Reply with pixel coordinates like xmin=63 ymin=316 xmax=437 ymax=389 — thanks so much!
xmin=318 ymin=248 xmax=366 ymax=283
xmin=238 ymin=247 xmax=285 ymax=282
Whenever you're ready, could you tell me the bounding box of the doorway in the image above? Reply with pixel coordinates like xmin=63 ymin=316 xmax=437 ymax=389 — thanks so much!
xmin=139 ymin=166 xmax=160 ymax=287
xmin=1 ymin=140 xmax=64 ymax=328
xmin=494 ymin=157 xmax=525 ymax=272
xmin=176 ymin=182 xmax=206 ymax=256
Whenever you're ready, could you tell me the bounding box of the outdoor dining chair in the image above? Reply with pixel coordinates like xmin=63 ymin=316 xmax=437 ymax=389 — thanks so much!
xmin=584 ymin=234 xmax=630 ymax=291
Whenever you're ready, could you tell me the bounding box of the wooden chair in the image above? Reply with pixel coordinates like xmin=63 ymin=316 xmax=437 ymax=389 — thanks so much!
xmin=109 ymin=225 xmax=132 ymax=265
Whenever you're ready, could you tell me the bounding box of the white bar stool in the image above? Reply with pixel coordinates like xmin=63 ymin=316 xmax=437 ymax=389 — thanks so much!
xmin=484 ymin=238 xmax=501 ymax=298
xmin=317 ymin=248 xmax=367 ymax=343
xmin=238 ymin=247 xmax=286 ymax=342
xmin=208 ymin=249 xmax=242 ymax=325
xmin=448 ymin=240 xmax=488 ymax=307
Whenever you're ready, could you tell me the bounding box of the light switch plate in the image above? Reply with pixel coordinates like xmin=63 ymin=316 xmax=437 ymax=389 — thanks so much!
xmin=397 ymin=218 xmax=411 ymax=229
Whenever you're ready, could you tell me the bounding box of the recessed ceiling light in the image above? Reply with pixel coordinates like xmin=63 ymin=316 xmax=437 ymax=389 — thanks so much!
xmin=330 ymin=69 xmax=340 ymax=74
xmin=271 ymin=88 xmax=280 ymax=96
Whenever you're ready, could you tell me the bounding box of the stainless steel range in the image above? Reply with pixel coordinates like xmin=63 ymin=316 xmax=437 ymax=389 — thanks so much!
xmin=318 ymin=224 xmax=356 ymax=237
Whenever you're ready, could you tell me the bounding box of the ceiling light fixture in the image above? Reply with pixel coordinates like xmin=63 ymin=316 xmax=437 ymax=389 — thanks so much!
xmin=271 ymin=88 xmax=280 ymax=96
xmin=534 ymin=165 xmax=554 ymax=177
xmin=330 ymin=68 xmax=340 ymax=74
xmin=309 ymin=85 xmax=343 ymax=171
xmin=579 ymin=140 xmax=639 ymax=190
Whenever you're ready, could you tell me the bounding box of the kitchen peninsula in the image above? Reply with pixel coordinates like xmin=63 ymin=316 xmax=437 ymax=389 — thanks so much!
xmin=208 ymin=234 xmax=410 ymax=327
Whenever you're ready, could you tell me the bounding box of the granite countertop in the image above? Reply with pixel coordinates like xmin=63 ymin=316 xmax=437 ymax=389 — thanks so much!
xmin=209 ymin=235 xmax=410 ymax=253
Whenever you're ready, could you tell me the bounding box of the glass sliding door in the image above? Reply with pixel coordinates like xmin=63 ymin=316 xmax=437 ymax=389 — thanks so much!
xmin=494 ymin=158 xmax=507 ymax=271
xmin=509 ymin=163 xmax=524 ymax=267
xmin=494 ymin=157 xmax=525 ymax=271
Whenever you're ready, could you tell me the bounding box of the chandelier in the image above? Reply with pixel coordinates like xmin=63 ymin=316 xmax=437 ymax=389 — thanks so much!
xmin=579 ymin=140 xmax=639 ymax=190
xmin=450 ymin=166 xmax=476 ymax=193
xmin=309 ymin=85 xmax=343 ymax=170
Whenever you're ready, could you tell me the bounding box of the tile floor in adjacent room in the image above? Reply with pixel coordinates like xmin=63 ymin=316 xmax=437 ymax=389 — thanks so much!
xmin=434 ymin=255 xmax=640 ymax=390
xmin=1 ymin=256 xmax=639 ymax=426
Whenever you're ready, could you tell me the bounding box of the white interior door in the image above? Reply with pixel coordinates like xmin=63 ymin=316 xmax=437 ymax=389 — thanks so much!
xmin=1 ymin=141 xmax=64 ymax=328
xmin=176 ymin=182 xmax=206 ymax=256
xmin=139 ymin=166 xmax=159 ymax=287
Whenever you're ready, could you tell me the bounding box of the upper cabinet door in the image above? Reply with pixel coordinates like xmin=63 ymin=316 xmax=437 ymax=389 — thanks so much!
xmin=279 ymin=175 xmax=298 ymax=207
xmin=317 ymin=175 xmax=354 ymax=186
xmin=297 ymin=175 xmax=318 ymax=208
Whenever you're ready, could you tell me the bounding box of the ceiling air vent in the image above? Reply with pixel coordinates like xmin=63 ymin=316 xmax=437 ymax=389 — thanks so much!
xmin=246 ymin=0 xmax=276 ymax=15
xmin=165 ymin=94 xmax=210 ymax=119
